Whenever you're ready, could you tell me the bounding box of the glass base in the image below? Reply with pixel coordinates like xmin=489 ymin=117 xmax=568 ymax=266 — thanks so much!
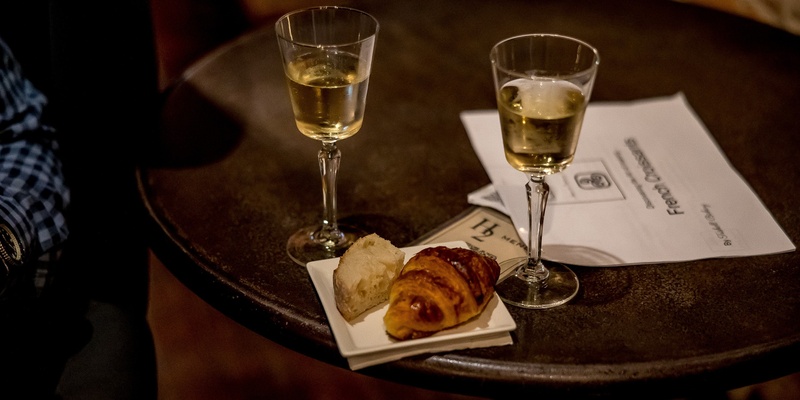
xmin=286 ymin=224 xmax=368 ymax=266
xmin=496 ymin=257 xmax=579 ymax=309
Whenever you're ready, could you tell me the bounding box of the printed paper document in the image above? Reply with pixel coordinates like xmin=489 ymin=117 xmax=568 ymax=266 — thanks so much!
xmin=460 ymin=93 xmax=795 ymax=266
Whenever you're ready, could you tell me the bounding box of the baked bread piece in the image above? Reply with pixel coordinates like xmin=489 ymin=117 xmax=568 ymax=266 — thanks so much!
xmin=383 ymin=246 xmax=500 ymax=340
xmin=333 ymin=234 xmax=405 ymax=322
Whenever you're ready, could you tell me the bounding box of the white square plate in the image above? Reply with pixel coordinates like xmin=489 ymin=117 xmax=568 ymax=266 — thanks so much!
xmin=307 ymin=241 xmax=517 ymax=357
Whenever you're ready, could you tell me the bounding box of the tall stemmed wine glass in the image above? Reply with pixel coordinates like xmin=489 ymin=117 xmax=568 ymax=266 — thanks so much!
xmin=276 ymin=7 xmax=379 ymax=265
xmin=490 ymin=34 xmax=599 ymax=308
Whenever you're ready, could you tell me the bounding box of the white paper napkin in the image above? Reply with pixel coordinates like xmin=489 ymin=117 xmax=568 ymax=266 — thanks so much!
xmin=347 ymin=331 xmax=513 ymax=370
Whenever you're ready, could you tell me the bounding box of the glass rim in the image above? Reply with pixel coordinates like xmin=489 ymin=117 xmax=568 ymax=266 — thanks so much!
xmin=275 ymin=6 xmax=380 ymax=48
xmin=490 ymin=33 xmax=600 ymax=80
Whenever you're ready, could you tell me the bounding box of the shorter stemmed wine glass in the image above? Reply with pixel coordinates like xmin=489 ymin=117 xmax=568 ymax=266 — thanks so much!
xmin=490 ymin=34 xmax=600 ymax=308
xmin=276 ymin=7 xmax=379 ymax=265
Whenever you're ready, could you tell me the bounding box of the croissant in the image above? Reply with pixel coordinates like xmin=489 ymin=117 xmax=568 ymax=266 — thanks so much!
xmin=383 ymin=246 xmax=500 ymax=340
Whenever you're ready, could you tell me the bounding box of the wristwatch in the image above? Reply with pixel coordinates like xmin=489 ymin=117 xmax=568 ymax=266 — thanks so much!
xmin=0 ymin=223 xmax=22 ymax=293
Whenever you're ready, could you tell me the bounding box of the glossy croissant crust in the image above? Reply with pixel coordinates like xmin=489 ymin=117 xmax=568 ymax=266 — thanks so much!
xmin=383 ymin=246 xmax=500 ymax=340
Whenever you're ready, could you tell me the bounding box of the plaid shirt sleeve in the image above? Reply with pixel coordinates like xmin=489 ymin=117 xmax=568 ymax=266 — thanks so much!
xmin=0 ymin=37 xmax=70 ymax=271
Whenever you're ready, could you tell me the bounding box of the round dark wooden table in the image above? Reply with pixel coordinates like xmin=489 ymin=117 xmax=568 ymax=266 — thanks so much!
xmin=138 ymin=0 xmax=800 ymax=398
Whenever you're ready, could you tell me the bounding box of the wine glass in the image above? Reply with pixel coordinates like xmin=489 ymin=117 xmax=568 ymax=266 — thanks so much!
xmin=490 ymin=34 xmax=599 ymax=308
xmin=276 ymin=7 xmax=379 ymax=265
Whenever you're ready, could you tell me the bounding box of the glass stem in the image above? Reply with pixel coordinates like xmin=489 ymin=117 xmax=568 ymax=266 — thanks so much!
xmin=523 ymin=174 xmax=550 ymax=282
xmin=318 ymin=142 xmax=345 ymax=247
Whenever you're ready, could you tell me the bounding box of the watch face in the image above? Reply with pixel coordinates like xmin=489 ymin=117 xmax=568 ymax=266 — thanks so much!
xmin=0 ymin=224 xmax=21 ymax=298
xmin=0 ymin=223 xmax=21 ymax=263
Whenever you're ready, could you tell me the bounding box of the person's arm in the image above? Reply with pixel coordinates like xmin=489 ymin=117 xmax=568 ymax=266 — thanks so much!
xmin=0 ymin=37 xmax=69 ymax=287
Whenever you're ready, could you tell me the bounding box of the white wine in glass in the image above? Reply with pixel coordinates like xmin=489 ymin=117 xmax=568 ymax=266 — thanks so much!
xmin=285 ymin=51 xmax=368 ymax=141
xmin=276 ymin=7 xmax=379 ymax=265
xmin=491 ymin=34 xmax=599 ymax=309
xmin=499 ymin=78 xmax=586 ymax=174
